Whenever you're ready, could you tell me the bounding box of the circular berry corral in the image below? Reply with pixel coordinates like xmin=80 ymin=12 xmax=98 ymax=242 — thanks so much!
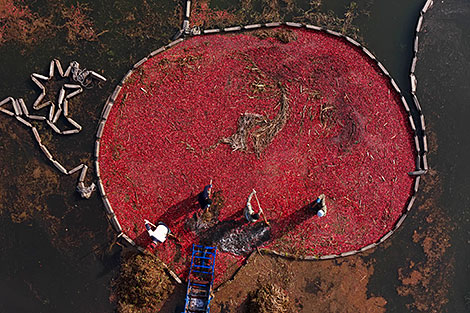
xmin=99 ymin=27 xmax=415 ymax=281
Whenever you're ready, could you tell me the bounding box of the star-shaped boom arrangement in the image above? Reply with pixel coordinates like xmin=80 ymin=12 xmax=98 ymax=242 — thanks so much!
xmin=0 ymin=59 xmax=106 ymax=198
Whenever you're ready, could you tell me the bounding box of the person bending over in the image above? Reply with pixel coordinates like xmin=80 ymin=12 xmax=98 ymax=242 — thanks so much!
xmin=144 ymin=219 xmax=170 ymax=249
xmin=244 ymin=189 xmax=263 ymax=223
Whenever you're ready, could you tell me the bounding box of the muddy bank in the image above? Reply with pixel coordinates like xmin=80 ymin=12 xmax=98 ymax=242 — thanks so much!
xmin=212 ymin=252 xmax=386 ymax=313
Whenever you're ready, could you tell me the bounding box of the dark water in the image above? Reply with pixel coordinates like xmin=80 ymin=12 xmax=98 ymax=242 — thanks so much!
xmin=362 ymin=1 xmax=470 ymax=312
xmin=1 ymin=0 xmax=467 ymax=312
xmin=0 ymin=1 xmax=179 ymax=312
xmin=415 ymin=0 xmax=470 ymax=311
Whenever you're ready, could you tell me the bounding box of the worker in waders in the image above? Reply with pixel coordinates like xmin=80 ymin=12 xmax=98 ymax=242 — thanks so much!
xmin=198 ymin=181 xmax=213 ymax=211
xmin=244 ymin=189 xmax=266 ymax=223
xmin=144 ymin=219 xmax=170 ymax=249
xmin=312 ymin=194 xmax=327 ymax=217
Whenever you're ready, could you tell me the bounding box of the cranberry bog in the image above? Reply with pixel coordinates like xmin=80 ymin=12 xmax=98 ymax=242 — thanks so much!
xmin=97 ymin=26 xmax=416 ymax=284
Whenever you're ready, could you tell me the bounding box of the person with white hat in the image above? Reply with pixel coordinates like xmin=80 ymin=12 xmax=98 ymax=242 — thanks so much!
xmin=144 ymin=219 xmax=170 ymax=248
xmin=313 ymin=194 xmax=327 ymax=217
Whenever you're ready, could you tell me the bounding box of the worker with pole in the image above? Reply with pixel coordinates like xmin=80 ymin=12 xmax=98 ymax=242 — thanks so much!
xmin=312 ymin=194 xmax=327 ymax=217
xmin=244 ymin=189 xmax=270 ymax=225
xmin=198 ymin=179 xmax=213 ymax=211
xmin=144 ymin=219 xmax=172 ymax=249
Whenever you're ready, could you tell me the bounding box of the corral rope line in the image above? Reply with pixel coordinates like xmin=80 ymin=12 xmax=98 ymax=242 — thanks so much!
xmin=97 ymin=0 xmax=431 ymax=263
xmin=0 ymin=59 xmax=106 ymax=198
xmin=174 ymin=0 xmax=201 ymax=39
